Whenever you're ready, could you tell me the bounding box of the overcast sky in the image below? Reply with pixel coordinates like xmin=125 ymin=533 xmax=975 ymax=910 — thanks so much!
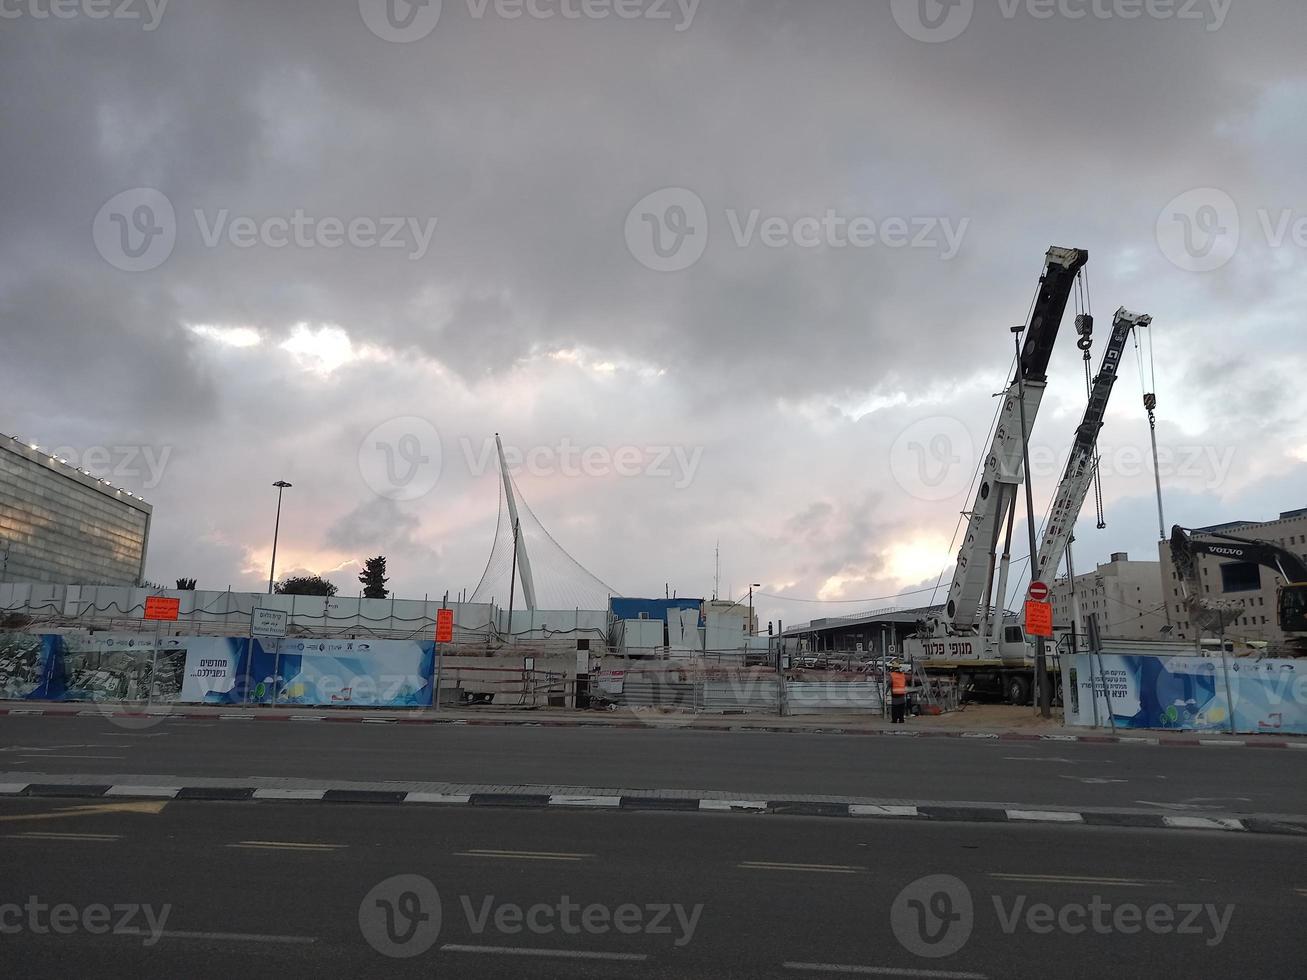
xmin=2 ymin=0 xmax=1304 ymax=625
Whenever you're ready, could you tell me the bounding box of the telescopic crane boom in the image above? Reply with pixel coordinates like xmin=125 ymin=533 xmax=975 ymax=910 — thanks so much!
xmin=931 ymin=246 xmax=1089 ymax=637
xmin=1032 ymin=308 xmax=1153 ymax=586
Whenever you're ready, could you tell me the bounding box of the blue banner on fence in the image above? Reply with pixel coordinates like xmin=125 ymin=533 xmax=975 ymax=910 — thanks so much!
xmin=248 ymin=638 xmax=434 ymax=708
xmin=1071 ymin=653 xmax=1307 ymax=735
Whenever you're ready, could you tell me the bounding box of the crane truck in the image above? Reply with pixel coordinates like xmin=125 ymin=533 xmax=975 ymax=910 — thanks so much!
xmin=902 ymin=245 xmax=1088 ymax=705
xmin=1170 ymin=525 xmax=1307 ymax=655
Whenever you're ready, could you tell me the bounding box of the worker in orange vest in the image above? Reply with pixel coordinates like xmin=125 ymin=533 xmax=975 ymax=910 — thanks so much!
xmin=889 ymin=668 xmax=908 ymax=724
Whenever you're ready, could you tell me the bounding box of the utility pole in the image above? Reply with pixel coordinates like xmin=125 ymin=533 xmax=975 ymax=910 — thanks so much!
xmin=267 ymin=480 xmax=292 ymax=594
xmin=748 ymin=583 xmax=760 ymax=636
xmin=1013 ymin=326 xmax=1051 ymax=718
xmin=506 ymin=517 xmax=520 ymax=643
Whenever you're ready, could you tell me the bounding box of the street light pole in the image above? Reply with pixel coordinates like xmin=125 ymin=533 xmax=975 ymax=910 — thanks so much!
xmin=267 ymin=480 xmax=292 ymax=594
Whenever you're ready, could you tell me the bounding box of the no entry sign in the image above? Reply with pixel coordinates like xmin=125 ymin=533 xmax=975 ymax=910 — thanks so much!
xmin=1028 ymin=580 xmax=1050 ymax=602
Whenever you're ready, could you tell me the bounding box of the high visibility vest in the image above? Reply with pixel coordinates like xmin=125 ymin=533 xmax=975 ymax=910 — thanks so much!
xmin=890 ymin=671 xmax=907 ymax=696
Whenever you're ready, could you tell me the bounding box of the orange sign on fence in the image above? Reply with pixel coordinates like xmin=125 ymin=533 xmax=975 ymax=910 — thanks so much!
xmin=144 ymin=596 xmax=181 ymax=621
xmin=1024 ymin=600 xmax=1053 ymax=639
xmin=435 ymin=608 xmax=454 ymax=644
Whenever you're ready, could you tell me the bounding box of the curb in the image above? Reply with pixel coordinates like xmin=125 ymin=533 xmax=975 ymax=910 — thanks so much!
xmin=0 ymin=705 xmax=1301 ymax=747
xmin=3 ymin=781 xmax=1306 ymax=836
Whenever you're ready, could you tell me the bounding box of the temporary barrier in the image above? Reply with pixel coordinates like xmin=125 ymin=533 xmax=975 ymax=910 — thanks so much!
xmin=784 ymin=681 xmax=883 ymax=715
xmin=1068 ymin=652 xmax=1307 ymax=735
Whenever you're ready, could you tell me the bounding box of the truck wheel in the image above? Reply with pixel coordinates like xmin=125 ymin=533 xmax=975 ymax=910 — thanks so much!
xmin=1005 ymin=675 xmax=1031 ymax=706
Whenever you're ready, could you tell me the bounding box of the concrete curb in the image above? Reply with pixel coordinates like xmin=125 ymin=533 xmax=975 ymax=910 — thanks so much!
xmin=4 ymin=780 xmax=1307 ymax=836
xmin=1 ymin=705 xmax=1301 ymax=747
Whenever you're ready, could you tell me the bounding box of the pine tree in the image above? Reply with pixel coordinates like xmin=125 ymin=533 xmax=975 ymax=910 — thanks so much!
xmin=358 ymin=556 xmax=389 ymax=599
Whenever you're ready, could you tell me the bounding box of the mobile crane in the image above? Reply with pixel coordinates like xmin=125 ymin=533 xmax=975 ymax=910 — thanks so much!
xmin=1170 ymin=525 xmax=1307 ymax=655
xmin=902 ymin=245 xmax=1088 ymax=704
xmin=1032 ymin=307 xmax=1153 ymax=587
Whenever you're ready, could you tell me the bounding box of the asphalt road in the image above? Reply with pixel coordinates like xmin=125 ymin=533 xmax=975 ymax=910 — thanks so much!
xmin=2 ymin=715 xmax=1306 ymax=815
xmin=1 ymin=798 xmax=1303 ymax=978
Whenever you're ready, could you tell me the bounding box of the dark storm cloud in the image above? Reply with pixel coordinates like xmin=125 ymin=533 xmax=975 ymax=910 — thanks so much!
xmin=2 ymin=0 xmax=1304 ymax=607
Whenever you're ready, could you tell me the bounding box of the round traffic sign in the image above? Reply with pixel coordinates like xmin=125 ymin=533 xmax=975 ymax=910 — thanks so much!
xmin=1028 ymin=581 xmax=1050 ymax=602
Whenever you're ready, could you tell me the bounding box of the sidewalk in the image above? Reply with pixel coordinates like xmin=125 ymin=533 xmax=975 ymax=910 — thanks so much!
xmin=3 ymin=701 xmax=1301 ymax=747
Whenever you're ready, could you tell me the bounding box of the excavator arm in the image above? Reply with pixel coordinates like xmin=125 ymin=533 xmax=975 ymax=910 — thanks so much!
xmin=1170 ymin=525 xmax=1307 ymax=642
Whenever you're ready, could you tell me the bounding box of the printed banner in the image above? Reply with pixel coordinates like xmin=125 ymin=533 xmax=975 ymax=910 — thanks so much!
xmin=248 ymin=637 xmax=434 ymax=707
xmin=0 ymin=632 xmax=251 ymax=705
xmin=1070 ymin=653 xmax=1307 ymax=735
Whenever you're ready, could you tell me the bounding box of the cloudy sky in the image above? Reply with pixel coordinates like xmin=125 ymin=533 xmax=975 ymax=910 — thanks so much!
xmin=2 ymin=0 xmax=1304 ymax=626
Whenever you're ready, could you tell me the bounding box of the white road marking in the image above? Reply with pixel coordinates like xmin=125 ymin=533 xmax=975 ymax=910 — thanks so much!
xmin=699 ymin=799 xmax=767 ymax=811
xmin=1162 ymin=816 xmax=1245 ymax=831
xmin=218 ymin=715 xmax=254 ymax=721
xmin=740 ymin=861 xmax=865 ymax=874
xmin=126 ymin=929 xmax=317 ymax=944
xmin=1005 ymin=809 xmax=1084 ymax=823
xmin=547 ymin=795 xmax=622 ymax=808
xmin=1198 ymin=740 xmax=1244 ymax=747
xmin=227 ymin=840 xmax=345 ymax=851
xmin=7 ymin=832 xmax=121 ymax=842
xmin=848 ymin=805 xmax=919 ymax=817
xmin=784 ymin=962 xmax=986 ymax=978
xmin=990 ymin=873 xmax=1171 ymax=887
xmin=405 ymin=792 xmax=471 ymax=804
xmin=289 ymin=716 xmax=324 ymax=722
xmin=0 ymin=783 xmax=29 ymax=794
xmin=457 ymin=849 xmax=594 ymax=862
xmin=441 ymin=944 xmax=646 ymax=961
xmin=105 ymin=785 xmax=181 ymax=798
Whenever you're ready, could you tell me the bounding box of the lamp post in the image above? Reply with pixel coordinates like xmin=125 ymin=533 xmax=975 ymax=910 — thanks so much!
xmin=748 ymin=583 xmax=761 ymax=637
xmin=267 ymin=480 xmax=292 ymax=594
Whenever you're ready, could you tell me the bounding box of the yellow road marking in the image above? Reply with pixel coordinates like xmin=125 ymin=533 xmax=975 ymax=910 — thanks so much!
xmin=0 ymin=801 xmax=167 ymax=823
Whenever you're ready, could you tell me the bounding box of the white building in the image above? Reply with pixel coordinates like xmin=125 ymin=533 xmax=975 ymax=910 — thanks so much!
xmin=1050 ymin=552 xmax=1168 ymax=649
